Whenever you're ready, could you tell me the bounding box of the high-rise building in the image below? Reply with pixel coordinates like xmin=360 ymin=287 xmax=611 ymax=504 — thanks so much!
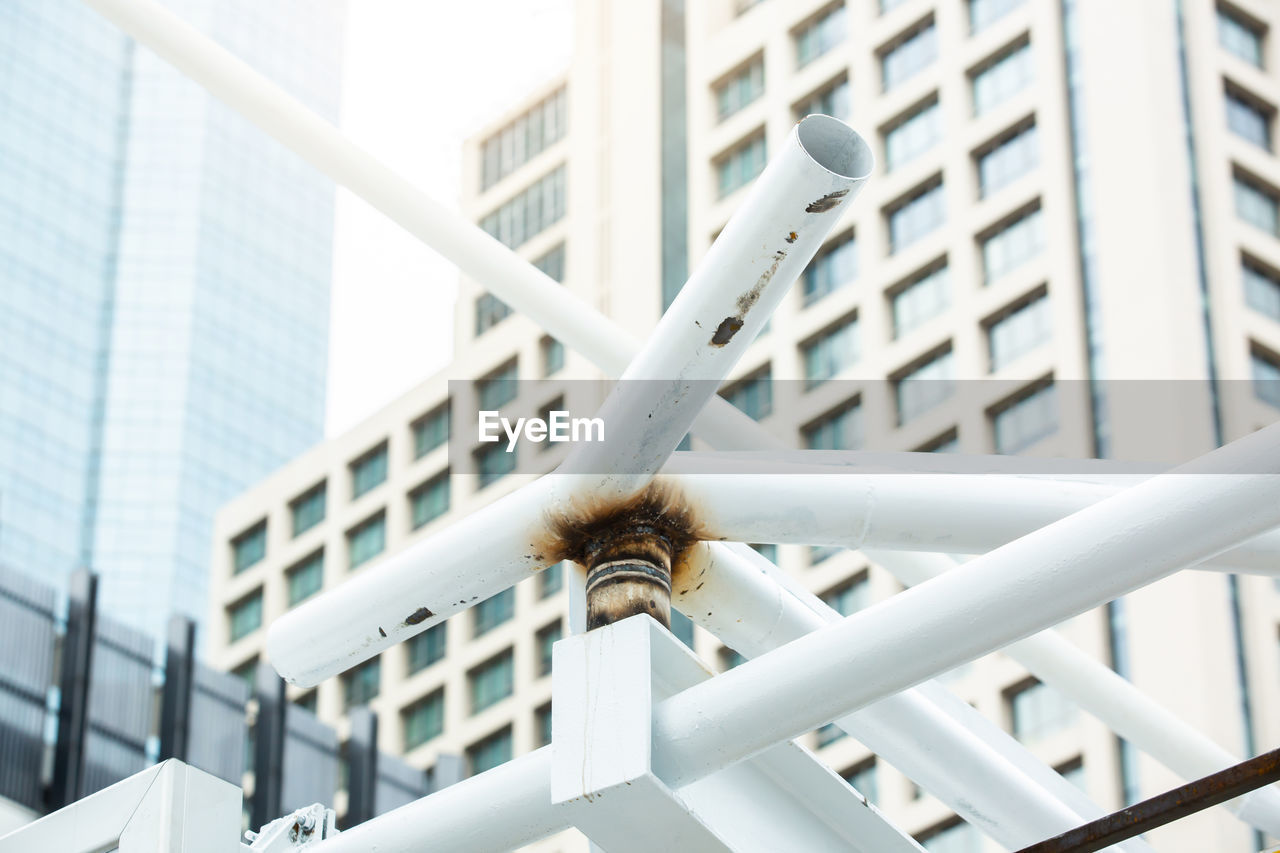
xmin=0 ymin=0 xmax=344 ymax=641
xmin=210 ymin=1 xmax=1280 ymax=850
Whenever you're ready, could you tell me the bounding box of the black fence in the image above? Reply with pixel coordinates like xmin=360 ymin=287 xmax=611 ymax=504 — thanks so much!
xmin=0 ymin=565 xmax=451 ymax=829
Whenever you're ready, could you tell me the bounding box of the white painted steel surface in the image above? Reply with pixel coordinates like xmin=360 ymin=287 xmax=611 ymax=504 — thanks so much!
xmin=862 ymin=549 xmax=1280 ymax=837
xmin=673 ymin=466 xmax=1280 ymax=576
xmin=652 ymin=424 xmax=1280 ymax=786
xmin=0 ymin=760 xmax=242 ymax=853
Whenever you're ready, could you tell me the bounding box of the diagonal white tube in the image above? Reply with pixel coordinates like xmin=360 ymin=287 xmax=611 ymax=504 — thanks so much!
xmin=668 ymin=468 xmax=1280 ymax=576
xmin=866 ymin=548 xmax=1280 ymax=837
xmin=651 ymin=423 xmax=1280 ymax=787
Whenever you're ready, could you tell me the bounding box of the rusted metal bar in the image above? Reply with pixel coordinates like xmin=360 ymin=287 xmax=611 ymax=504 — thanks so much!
xmin=1015 ymin=748 xmax=1280 ymax=853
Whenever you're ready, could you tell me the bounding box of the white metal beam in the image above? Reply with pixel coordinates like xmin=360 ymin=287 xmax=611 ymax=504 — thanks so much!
xmin=864 ymin=548 xmax=1280 ymax=836
xmin=651 ymin=423 xmax=1280 ymax=786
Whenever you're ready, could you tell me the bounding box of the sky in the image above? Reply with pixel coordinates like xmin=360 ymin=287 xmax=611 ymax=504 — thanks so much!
xmin=327 ymin=1 xmax=573 ymax=435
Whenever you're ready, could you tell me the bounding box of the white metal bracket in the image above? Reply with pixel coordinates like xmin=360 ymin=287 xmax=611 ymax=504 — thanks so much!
xmin=551 ymin=615 xmax=925 ymax=852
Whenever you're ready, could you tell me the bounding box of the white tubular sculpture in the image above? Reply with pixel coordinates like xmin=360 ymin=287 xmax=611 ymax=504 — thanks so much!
xmin=75 ymin=0 xmax=1280 ymax=850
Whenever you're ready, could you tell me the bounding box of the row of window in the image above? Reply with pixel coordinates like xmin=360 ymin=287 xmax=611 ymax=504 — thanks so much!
xmin=478 ymin=164 xmax=566 ymax=250
xmin=714 ymin=32 xmax=1035 ymax=199
xmin=479 ymin=86 xmax=567 ymax=191
xmin=799 ymin=376 xmax=1059 ymax=457
xmin=738 ymin=0 xmax=1025 ymax=37
xmin=474 ymin=243 xmax=567 ymax=337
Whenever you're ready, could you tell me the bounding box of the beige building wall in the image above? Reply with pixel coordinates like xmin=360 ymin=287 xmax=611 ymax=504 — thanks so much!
xmin=211 ymin=0 xmax=1280 ymax=850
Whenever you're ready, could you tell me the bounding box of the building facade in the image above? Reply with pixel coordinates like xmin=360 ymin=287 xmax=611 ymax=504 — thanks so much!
xmin=0 ymin=0 xmax=344 ymax=642
xmin=211 ymin=0 xmax=1280 ymax=850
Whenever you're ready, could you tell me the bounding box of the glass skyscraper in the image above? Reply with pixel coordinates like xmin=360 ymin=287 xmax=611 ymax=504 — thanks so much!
xmin=0 ymin=0 xmax=344 ymax=642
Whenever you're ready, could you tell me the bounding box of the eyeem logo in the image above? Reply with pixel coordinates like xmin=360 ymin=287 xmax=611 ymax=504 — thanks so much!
xmin=478 ymin=411 xmax=605 ymax=452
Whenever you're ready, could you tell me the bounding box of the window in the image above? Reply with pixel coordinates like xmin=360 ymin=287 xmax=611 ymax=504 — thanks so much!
xmin=1218 ymin=5 xmax=1264 ymax=68
xmin=293 ymin=691 xmax=318 ymax=713
xmin=1244 ymin=257 xmax=1280 ymax=322
xmin=842 ymin=759 xmax=877 ymax=804
xmin=474 ymin=587 xmax=516 ymax=637
xmin=795 ymin=75 xmax=851 ymax=121
xmin=720 ymin=647 xmax=747 ymax=670
xmin=286 ymin=550 xmax=324 ymax=607
xmin=475 ymin=442 xmax=516 ymax=488
xmin=342 ymin=657 xmax=381 ymax=710
xmin=534 ymin=397 xmax=565 ymax=453
xmin=977 ymin=121 xmax=1039 ymax=197
xmin=896 ymin=348 xmax=955 ymax=424
xmin=919 ymin=430 xmax=960 ymax=453
xmin=802 ymin=231 xmax=857 ymax=304
xmin=670 ymin=610 xmax=696 ymax=648
xmin=533 ymin=242 xmax=567 ymax=282
xmin=410 ymin=471 xmax=451 ymax=530
xmin=475 ymin=292 xmax=512 ymax=336
xmin=347 ymin=511 xmax=386 ymax=570
xmin=987 ymin=289 xmax=1051 ymax=371
xmin=403 ymin=689 xmax=445 ymax=750
xmin=992 ymin=380 xmax=1057 ymax=453
xmin=540 ymin=562 xmax=565 ymax=598
xmin=407 ymin=622 xmax=448 ymax=674
xmin=882 ymin=19 xmax=938 ymax=91
xmin=888 ymin=178 xmax=945 ymax=253
xmin=536 ymin=702 xmax=554 ymax=747
xmin=541 ymin=336 xmax=565 ymax=376
xmin=477 ymin=360 xmax=518 ymax=410
xmin=751 ymin=543 xmax=779 ymax=563
xmin=1234 ymin=172 xmax=1279 ymax=235
xmin=232 ymin=520 xmax=267 ymax=574
xmin=290 ymin=481 xmax=326 ymax=537
xmin=232 ymin=657 xmax=258 ymax=689
xmin=536 ymin=620 xmax=562 ymax=677
xmin=982 ymin=205 xmax=1045 ymax=283
xmin=467 ymin=726 xmax=513 ymax=775
xmin=1226 ymin=87 xmax=1272 ymax=149
xmin=821 ymin=576 xmax=868 ymax=616
xmin=969 ymin=0 xmax=1025 ymax=32
xmin=891 ymin=261 xmax=950 ymax=338
xmin=479 ymin=86 xmax=566 ymax=190
xmin=479 ymin=165 xmax=567 ymax=249
xmin=804 ymin=399 xmax=862 ymax=450
xmin=918 ymin=819 xmax=979 ymax=853
xmin=716 ymin=55 xmax=765 ymax=121
xmin=795 ymin=5 xmax=847 ymax=67
xmin=1009 ymin=679 xmax=1078 ymax=742
xmin=816 ymin=723 xmax=846 ymax=747
xmin=717 ymin=132 xmax=767 ymax=198
xmin=1057 ymin=758 xmax=1086 ymax=792
xmin=413 ymin=402 xmax=450 ymax=458
xmin=810 ymin=545 xmax=841 ymax=564
xmin=803 ymin=314 xmax=859 ymax=386
xmin=721 ymin=365 xmax=773 ymax=420
xmin=228 ymin=590 xmax=263 ymax=642
xmin=883 ymin=97 xmax=941 ymax=171
xmin=469 ymin=650 xmax=514 ymax=714
xmin=351 ymin=442 xmax=388 ymax=499
xmin=973 ymin=41 xmax=1033 ymax=116
xmin=1253 ymin=347 xmax=1280 ymax=408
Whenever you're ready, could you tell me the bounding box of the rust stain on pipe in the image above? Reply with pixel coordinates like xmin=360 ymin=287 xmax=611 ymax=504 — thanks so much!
xmin=805 ymin=189 xmax=848 ymax=213
xmin=708 ymin=248 xmax=787 ymax=348
xmin=536 ymin=482 xmax=708 ymax=630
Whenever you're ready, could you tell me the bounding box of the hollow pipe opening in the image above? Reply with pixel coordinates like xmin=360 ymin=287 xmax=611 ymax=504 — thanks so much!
xmin=796 ymin=114 xmax=874 ymax=181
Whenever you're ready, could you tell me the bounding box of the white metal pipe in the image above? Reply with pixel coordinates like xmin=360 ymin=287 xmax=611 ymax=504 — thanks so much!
xmin=865 ymin=548 xmax=1280 ymax=836
xmin=675 ymin=543 xmax=1151 ymax=851
xmin=560 ymin=115 xmax=870 ymax=500
xmin=651 ymin=423 xmax=1280 ymax=787
xmin=672 ymin=470 xmax=1280 ymax=576
xmin=308 ymin=749 xmax=566 ymax=853
xmin=269 ymin=477 xmax=559 ymax=686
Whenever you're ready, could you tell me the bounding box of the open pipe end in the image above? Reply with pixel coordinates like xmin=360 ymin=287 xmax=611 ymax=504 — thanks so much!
xmin=796 ymin=114 xmax=874 ymax=181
